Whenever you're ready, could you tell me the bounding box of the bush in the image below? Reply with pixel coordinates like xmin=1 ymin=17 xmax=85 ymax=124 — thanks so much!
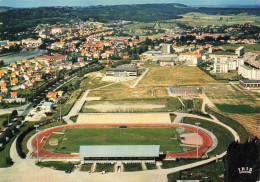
xmin=36 ymin=161 xmax=75 ymax=171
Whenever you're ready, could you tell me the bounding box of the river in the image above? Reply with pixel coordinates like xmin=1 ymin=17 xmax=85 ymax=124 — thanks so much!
xmin=0 ymin=49 xmax=47 ymax=65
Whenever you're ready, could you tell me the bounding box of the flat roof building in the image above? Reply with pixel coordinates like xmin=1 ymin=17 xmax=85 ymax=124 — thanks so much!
xmin=239 ymin=80 xmax=260 ymax=89
xmin=79 ymin=145 xmax=160 ymax=163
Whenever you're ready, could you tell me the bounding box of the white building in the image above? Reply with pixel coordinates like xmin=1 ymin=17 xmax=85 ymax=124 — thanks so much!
xmin=179 ymin=53 xmax=202 ymax=66
xmin=103 ymin=65 xmax=138 ymax=82
xmin=161 ymin=44 xmax=173 ymax=54
xmin=50 ymin=42 xmax=66 ymax=50
xmin=51 ymin=27 xmax=65 ymax=34
xmin=42 ymin=102 xmax=53 ymax=111
xmin=212 ymin=57 xmax=244 ymax=73
xmin=238 ymin=65 xmax=260 ymax=80
xmin=235 ymin=46 xmax=245 ymax=57
xmin=22 ymin=38 xmax=43 ymax=45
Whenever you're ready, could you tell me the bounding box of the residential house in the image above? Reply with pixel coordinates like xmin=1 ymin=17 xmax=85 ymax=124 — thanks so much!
xmin=11 ymin=92 xmax=17 ymax=99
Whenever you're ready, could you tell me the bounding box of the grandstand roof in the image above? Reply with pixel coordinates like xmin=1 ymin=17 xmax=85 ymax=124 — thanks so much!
xmin=79 ymin=145 xmax=160 ymax=158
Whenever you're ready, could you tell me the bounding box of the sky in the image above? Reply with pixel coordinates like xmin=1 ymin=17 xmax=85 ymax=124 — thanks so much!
xmin=0 ymin=0 xmax=259 ymax=8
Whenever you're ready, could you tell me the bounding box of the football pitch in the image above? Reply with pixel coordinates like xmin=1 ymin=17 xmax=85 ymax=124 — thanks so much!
xmin=43 ymin=127 xmax=193 ymax=155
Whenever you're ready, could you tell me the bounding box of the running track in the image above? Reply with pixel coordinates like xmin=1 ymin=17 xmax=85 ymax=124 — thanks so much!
xmin=31 ymin=124 xmax=212 ymax=159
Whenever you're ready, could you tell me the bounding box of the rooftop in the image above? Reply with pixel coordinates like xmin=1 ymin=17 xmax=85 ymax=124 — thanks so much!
xmin=42 ymin=102 xmax=53 ymax=107
xmin=240 ymin=80 xmax=260 ymax=84
xmin=79 ymin=145 xmax=160 ymax=158
xmin=107 ymin=65 xmax=138 ymax=72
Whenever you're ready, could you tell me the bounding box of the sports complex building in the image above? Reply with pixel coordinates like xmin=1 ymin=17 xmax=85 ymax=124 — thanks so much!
xmin=79 ymin=145 xmax=160 ymax=162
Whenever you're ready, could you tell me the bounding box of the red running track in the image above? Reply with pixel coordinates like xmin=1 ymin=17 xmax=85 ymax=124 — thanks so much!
xmin=31 ymin=124 xmax=212 ymax=159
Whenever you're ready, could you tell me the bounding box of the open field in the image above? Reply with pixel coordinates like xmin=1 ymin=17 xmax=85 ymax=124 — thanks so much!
xmin=125 ymin=22 xmax=155 ymax=30
xmin=81 ymin=98 xmax=181 ymax=113
xmin=166 ymin=12 xmax=260 ymax=27
xmin=88 ymin=87 xmax=169 ymax=100
xmin=139 ymin=66 xmax=216 ymax=86
xmin=204 ymin=84 xmax=260 ymax=110
xmin=223 ymin=43 xmax=260 ymax=53
xmin=206 ymin=107 xmax=249 ymax=142
xmin=224 ymin=113 xmax=260 ymax=137
xmin=77 ymin=113 xmax=171 ymax=124
xmin=80 ymin=72 xmax=112 ymax=89
xmin=43 ymin=127 xmax=192 ymax=154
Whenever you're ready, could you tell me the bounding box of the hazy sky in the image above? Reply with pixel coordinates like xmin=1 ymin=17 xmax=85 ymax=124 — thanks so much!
xmin=0 ymin=0 xmax=259 ymax=8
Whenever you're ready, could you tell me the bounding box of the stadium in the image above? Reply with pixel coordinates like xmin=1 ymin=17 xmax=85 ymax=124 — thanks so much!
xmin=32 ymin=123 xmax=212 ymax=163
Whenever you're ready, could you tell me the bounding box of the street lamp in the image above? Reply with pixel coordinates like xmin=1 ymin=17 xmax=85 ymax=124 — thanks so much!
xmin=34 ymin=124 xmax=39 ymax=163
xmin=195 ymin=122 xmax=200 ymax=159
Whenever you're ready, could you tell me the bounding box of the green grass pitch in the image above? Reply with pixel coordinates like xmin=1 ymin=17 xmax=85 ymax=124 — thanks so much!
xmin=43 ymin=127 xmax=193 ymax=155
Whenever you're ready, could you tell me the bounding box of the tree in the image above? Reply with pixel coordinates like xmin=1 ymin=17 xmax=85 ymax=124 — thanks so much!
xmin=4 ymin=128 xmax=13 ymax=138
xmin=226 ymin=137 xmax=259 ymax=182
xmin=11 ymin=110 xmax=18 ymax=118
xmin=0 ymin=60 xmax=4 ymax=67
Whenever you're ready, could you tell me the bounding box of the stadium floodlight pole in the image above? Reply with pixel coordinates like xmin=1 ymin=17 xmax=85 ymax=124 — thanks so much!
xmin=60 ymin=96 xmax=62 ymax=124
xmin=34 ymin=124 xmax=39 ymax=163
xmin=195 ymin=122 xmax=200 ymax=159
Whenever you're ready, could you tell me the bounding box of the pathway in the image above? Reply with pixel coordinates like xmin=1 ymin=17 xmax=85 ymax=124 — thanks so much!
xmin=131 ymin=68 xmax=149 ymax=88
xmin=63 ymin=89 xmax=91 ymax=124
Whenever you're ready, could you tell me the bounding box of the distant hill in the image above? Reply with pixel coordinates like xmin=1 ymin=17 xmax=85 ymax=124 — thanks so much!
xmin=0 ymin=3 xmax=259 ymax=33
xmin=0 ymin=6 xmax=12 ymax=12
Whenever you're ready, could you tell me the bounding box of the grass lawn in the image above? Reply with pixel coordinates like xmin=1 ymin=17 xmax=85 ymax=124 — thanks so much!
xmin=215 ymin=104 xmax=259 ymax=114
xmin=139 ymin=65 xmax=216 ymax=86
xmin=43 ymin=127 xmax=192 ymax=154
xmin=95 ymin=163 xmax=114 ymax=172
xmin=36 ymin=161 xmax=75 ymax=171
xmin=81 ymin=98 xmax=181 ymax=113
xmin=210 ymin=72 xmax=242 ymax=81
xmin=167 ymin=160 xmax=225 ymax=182
xmin=182 ymin=117 xmax=234 ymax=156
xmin=124 ymin=163 xmax=142 ymax=172
xmin=69 ymin=115 xmax=78 ymax=123
xmin=80 ymin=163 xmax=93 ymax=171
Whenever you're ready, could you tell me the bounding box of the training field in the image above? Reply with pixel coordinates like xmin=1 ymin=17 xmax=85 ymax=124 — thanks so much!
xmin=81 ymin=98 xmax=181 ymax=113
xmin=43 ymin=127 xmax=193 ymax=155
xmin=139 ymin=66 xmax=216 ymax=86
xmin=77 ymin=113 xmax=171 ymax=124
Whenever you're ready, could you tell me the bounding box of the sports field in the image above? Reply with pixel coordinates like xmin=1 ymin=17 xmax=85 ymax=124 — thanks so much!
xmin=81 ymin=98 xmax=181 ymax=113
xmin=43 ymin=127 xmax=193 ymax=155
xmin=138 ymin=66 xmax=216 ymax=86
